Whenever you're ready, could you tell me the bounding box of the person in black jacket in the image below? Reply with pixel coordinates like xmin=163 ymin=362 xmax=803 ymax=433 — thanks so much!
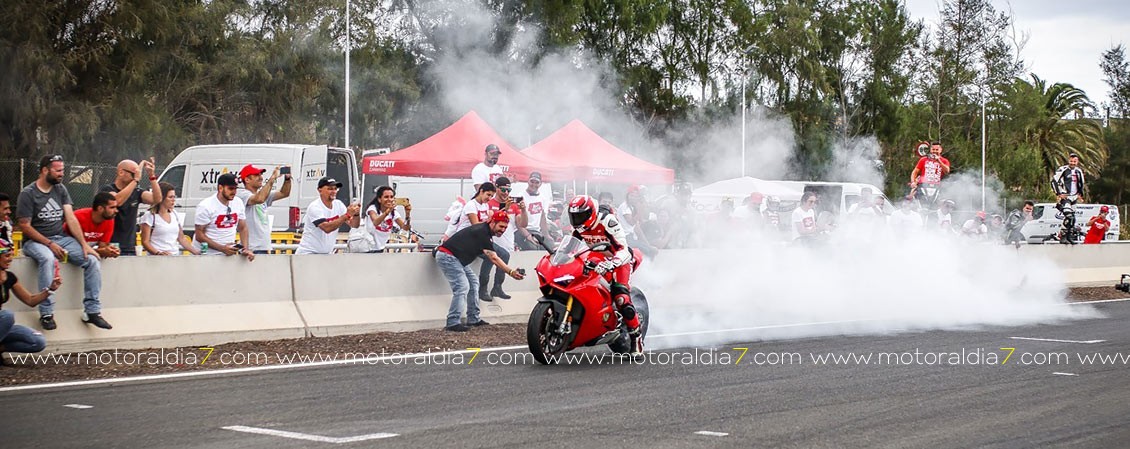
xmin=435 ymin=211 xmax=525 ymax=332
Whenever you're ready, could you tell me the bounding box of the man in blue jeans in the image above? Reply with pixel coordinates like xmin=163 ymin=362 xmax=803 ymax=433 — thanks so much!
xmin=435 ymin=211 xmax=525 ymax=332
xmin=16 ymin=155 xmax=111 ymax=330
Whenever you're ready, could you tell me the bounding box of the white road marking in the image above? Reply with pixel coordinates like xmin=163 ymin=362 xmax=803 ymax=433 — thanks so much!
xmin=1009 ymin=337 xmax=1105 ymax=344
xmin=1065 ymin=297 xmax=1130 ymax=305
xmin=0 ymin=345 xmax=524 ymax=394
xmin=222 ymin=425 xmax=397 ymax=443
xmin=63 ymin=404 xmax=93 ymax=409
xmin=695 ymin=431 xmax=729 ymax=437
xmin=1053 ymin=372 xmax=1078 ymax=376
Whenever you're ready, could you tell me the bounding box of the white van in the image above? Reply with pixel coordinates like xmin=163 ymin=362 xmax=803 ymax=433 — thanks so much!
xmin=773 ymin=181 xmax=895 ymax=218
xmin=157 ymin=144 xmax=360 ymax=232
xmin=1020 ymin=203 xmax=1121 ymax=243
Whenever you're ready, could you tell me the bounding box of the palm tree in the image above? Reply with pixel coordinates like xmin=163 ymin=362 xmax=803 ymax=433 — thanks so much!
xmin=1010 ymin=75 xmax=1108 ymax=180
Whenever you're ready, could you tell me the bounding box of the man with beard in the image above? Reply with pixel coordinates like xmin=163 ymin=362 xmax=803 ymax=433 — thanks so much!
xmin=472 ymin=144 xmax=505 ymax=190
xmin=65 ymin=192 xmax=121 ymax=259
xmin=16 ymin=155 xmax=111 ymax=330
xmin=193 ymin=173 xmax=255 ymax=261
xmin=435 ymin=211 xmax=525 ymax=332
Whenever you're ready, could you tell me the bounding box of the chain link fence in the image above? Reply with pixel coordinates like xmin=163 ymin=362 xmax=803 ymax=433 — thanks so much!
xmin=0 ymin=159 xmax=164 ymax=210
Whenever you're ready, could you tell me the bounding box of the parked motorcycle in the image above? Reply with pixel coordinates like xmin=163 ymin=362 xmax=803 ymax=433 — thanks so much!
xmin=527 ymin=236 xmax=649 ymax=365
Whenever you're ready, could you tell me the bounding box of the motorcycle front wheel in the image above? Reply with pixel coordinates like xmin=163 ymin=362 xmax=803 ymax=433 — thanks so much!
xmin=527 ymin=301 xmax=567 ymax=365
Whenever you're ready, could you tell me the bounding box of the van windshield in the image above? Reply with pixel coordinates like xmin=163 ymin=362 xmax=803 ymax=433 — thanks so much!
xmin=327 ymin=150 xmax=353 ymax=204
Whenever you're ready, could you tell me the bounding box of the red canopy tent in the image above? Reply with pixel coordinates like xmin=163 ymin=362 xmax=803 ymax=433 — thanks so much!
xmin=361 ymin=111 xmax=570 ymax=181
xmin=522 ymin=120 xmax=675 ymax=184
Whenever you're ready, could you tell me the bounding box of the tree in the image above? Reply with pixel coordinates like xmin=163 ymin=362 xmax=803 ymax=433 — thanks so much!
xmin=1006 ymin=75 xmax=1107 ymax=180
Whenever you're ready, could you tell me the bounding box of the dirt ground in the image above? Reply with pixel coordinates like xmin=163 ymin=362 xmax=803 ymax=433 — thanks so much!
xmin=2 ymin=287 xmax=1126 ymax=386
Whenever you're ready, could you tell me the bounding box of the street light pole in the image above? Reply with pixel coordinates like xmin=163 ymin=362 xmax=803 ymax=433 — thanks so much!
xmin=741 ymin=74 xmax=746 ymax=178
xmin=740 ymin=44 xmax=757 ymax=179
xmin=345 ymin=0 xmax=351 ymax=152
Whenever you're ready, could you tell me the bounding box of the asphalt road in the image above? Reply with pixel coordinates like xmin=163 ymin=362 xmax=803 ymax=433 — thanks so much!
xmin=2 ymin=301 xmax=1129 ymax=448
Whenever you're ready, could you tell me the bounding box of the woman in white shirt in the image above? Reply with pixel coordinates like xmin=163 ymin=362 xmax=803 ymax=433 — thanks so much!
xmin=140 ymin=183 xmax=200 ymax=255
xmin=364 ymin=186 xmax=412 ymax=253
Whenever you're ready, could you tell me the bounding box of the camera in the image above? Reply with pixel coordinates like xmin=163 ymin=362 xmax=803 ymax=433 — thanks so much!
xmin=1116 ymin=274 xmax=1130 ymax=293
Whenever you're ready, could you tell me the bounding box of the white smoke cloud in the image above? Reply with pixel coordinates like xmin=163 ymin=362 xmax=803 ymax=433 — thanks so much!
xmin=411 ymin=0 xmax=1095 ymax=348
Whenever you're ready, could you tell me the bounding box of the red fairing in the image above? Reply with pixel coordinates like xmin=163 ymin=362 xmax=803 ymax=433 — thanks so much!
xmin=535 ymin=251 xmax=620 ymax=348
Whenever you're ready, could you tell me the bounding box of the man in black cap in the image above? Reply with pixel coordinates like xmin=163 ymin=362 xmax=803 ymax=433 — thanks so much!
xmin=472 ymin=144 xmax=504 ymax=190
xmin=296 ymin=177 xmax=360 ymax=255
xmin=192 ymin=173 xmax=254 ymax=261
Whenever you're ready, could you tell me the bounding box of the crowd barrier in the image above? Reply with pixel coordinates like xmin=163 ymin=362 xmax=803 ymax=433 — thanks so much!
xmin=5 ymin=244 xmax=1129 ymax=353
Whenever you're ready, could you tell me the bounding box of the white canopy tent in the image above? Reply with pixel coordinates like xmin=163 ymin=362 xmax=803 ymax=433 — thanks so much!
xmin=689 ymin=176 xmax=804 ymax=214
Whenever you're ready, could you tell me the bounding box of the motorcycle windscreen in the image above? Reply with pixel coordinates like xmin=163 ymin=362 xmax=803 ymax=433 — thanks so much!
xmin=551 ymin=236 xmax=587 ymax=266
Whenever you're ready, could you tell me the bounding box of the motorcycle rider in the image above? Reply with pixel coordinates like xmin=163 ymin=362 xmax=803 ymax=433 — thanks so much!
xmin=567 ymin=194 xmax=643 ymax=355
xmin=909 ymin=142 xmax=951 ymax=205
xmin=1052 ymin=153 xmax=1086 ymax=210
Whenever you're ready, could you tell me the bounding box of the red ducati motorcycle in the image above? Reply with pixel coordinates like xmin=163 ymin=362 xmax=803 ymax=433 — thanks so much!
xmin=527 ymin=236 xmax=650 ymax=365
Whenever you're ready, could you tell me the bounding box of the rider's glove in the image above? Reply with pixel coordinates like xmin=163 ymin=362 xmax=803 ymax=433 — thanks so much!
xmin=594 ymin=260 xmax=617 ymax=275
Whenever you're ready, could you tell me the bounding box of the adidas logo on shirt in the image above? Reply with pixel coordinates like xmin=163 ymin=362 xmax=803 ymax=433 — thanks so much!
xmin=37 ymin=198 xmax=64 ymax=221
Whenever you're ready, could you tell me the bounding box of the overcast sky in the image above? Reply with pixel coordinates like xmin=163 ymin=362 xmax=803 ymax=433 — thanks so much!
xmin=904 ymin=0 xmax=1129 ymax=111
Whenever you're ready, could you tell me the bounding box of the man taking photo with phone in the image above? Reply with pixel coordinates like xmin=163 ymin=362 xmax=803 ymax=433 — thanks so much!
xmin=237 ymin=164 xmax=292 ymax=254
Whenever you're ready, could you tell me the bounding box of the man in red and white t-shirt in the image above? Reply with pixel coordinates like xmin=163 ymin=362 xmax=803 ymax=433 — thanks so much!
xmin=471 ymin=144 xmax=505 ymax=190
xmin=515 ymin=171 xmax=549 ymax=250
xmin=910 ymin=141 xmax=951 ymax=191
xmin=479 ymin=177 xmax=527 ymax=301
xmin=193 ymin=173 xmax=254 ymax=260
xmin=296 ymin=177 xmax=361 ymax=255
xmin=1084 ymin=206 xmax=1112 ymax=244
xmin=791 ymin=192 xmax=821 ymax=241
xmin=66 ymin=191 xmax=120 ymax=259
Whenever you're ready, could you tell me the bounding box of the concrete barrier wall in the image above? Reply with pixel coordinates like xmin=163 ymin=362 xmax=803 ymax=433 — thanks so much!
xmin=3 ymin=243 xmax=1127 ymax=353
xmin=290 ymin=251 xmax=545 ymax=336
xmin=7 ymin=255 xmax=306 ymax=353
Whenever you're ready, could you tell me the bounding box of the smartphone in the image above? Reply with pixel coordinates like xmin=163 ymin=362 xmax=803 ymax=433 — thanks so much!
xmin=279 ymin=166 xmax=291 ymax=175
xmin=394 ymin=198 xmax=410 ymax=207
xmin=512 ymin=196 xmax=524 ymax=204
xmin=233 ymin=243 xmax=244 ymax=250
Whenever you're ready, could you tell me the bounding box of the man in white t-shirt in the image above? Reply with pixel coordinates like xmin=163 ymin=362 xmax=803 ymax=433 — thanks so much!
xmin=791 ymin=192 xmax=821 ymax=241
xmin=930 ymin=199 xmax=956 ymax=233
xmin=193 ymin=173 xmax=254 ymax=261
xmin=471 ymin=144 xmax=504 ymax=190
xmin=515 ymin=171 xmax=548 ymax=250
xmin=296 ymin=177 xmax=361 ymax=255
xmin=236 ymin=164 xmax=291 ymax=254
xmin=961 ymin=211 xmax=989 ymax=238
xmin=888 ymin=197 xmax=924 ymax=232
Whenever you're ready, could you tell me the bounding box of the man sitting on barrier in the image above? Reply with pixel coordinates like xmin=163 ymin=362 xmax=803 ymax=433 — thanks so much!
xmin=193 ymin=173 xmax=255 ymax=261
xmin=17 ymin=155 xmax=111 ymax=330
xmin=435 ymin=211 xmax=525 ymax=332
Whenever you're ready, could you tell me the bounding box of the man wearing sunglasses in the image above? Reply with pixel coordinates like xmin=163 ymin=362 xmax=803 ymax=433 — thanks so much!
xmin=193 ymin=173 xmax=254 ymax=261
xmin=102 ymin=157 xmax=161 ymax=256
xmin=17 ymin=155 xmax=111 ymax=330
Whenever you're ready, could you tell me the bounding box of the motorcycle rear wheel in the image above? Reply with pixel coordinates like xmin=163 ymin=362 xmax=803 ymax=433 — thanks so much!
xmin=527 ymin=302 xmax=567 ymax=365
